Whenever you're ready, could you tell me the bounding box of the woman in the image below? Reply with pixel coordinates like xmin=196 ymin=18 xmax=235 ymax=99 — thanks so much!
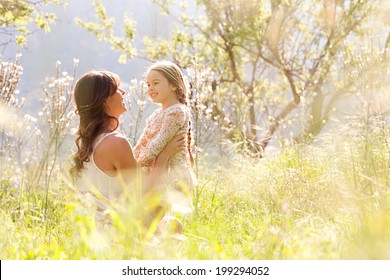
xmin=70 ymin=70 xmax=184 ymax=228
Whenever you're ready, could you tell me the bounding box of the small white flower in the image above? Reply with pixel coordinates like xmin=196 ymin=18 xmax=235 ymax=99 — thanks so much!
xmin=35 ymin=127 xmax=42 ymax=136
xmin=24 ymin=114 xmax=38 ymax=122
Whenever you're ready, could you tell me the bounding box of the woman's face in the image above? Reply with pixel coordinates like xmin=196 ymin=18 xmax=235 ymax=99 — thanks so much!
xmin=104 ymin=87 xmax=127 ymax=118
xmin=146 ymin=70 xmax=178 ymax=107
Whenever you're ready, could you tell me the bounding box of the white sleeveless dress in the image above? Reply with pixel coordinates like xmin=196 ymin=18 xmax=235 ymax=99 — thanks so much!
xmin=75 ymin=131 xmax=125 ymax=217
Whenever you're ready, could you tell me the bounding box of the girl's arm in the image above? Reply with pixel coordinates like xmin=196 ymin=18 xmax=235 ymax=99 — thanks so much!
xmin=138 ymin=107 xmax=186 ymax=166
xmin=133 ymin=111 xmax=156 ymax=160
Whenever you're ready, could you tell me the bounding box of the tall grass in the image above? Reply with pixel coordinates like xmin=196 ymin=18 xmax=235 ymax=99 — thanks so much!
xmin=0 ymin=53 xmax=389 ymax=260
xmin=1 ymin=121 xmax=388 ymax=259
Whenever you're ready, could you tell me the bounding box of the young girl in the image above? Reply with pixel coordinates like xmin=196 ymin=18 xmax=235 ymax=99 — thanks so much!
xmin=134 ymin=61 xmax=197 ymax=214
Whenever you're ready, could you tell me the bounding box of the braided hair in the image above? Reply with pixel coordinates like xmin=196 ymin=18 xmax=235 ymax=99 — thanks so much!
xmin=148 ymin=61 xmax=195 ymax=166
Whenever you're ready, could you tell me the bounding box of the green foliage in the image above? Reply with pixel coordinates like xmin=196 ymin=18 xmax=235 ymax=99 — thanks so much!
xmin=1 ymin=0 xmax=390 ymax=261
xmin=75 ymin=0 xmax=137 ymax=63
xmin=1 ymin=96 xmax=390 ymax=259
xmin=76 ymin=0 xmax=388 ymax=156
xmin=0 ymin=0 xmax=62 ymax=47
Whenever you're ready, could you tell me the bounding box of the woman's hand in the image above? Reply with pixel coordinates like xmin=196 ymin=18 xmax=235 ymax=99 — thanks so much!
xmin=165 ymin=133 xmax=186 ymax=156
xmin=155 ymin=134 xmax=186 ymax=167
xmin=145 ymin=134 xmax=186 ymax=199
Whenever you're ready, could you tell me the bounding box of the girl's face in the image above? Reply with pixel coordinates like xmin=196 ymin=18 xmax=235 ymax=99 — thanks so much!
xmin=146 ymin=70 xmax=178 ymax=108
xmin=104 ymin=87 xmax=127 ymax=118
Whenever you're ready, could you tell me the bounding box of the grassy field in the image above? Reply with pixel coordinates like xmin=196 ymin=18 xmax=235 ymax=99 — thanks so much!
xmin=1 ymin=119 xmax=389 ymax=260
xmin=1 ymin=56 xmax=389 ymax=260
xmin=1 ymin=0 xmax=389 ymax=262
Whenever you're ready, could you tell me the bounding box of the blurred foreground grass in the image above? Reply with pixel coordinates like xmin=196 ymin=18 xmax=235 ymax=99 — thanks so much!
xmin=1 ymin=126 xmax=389 ymax=260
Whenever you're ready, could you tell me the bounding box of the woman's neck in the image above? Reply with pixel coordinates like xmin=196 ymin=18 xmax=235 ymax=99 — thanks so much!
xmin=102 ymin=119 xmax=118 ymax=133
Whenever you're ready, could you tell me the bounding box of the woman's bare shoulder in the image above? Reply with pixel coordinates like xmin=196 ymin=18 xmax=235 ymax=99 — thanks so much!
xmin=94 ymin=133 xmax=131 ymax=158
xmin=101 ymin=133 xmax=131 ymax=150
xmin=94 ymin=132 xmax=136 ymax=171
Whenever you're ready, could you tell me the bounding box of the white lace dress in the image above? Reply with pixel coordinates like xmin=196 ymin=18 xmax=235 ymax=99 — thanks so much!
xmin=76 ymin=131 xmax=125 ymax=222
xmin=134 ymin=103 xmax=197 ymax=213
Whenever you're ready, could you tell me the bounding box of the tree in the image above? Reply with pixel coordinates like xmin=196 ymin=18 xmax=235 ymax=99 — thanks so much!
xmin=0 ymin=0 xmax=62 ymax=49
xmin=74 ymin=0 xmax=137 ymax=64
xmin=77 ymin=0 xmax=388 ymax=156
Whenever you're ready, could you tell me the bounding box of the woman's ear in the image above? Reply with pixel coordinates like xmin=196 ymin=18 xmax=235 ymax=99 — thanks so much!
xmin=102 ymin=97 xmax=110 ymax=113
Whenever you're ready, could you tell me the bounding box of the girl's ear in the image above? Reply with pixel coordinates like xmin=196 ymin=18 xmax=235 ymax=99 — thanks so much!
xmin=170 ymin=83 xmax=178 ymax=92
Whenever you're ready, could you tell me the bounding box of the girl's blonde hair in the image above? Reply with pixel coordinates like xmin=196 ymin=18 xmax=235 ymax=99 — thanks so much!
xmin=147 ymin=61 xmax=194 ymax=166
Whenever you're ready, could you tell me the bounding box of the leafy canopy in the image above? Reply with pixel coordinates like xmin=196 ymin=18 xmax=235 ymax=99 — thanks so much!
xmin=0 ymin=0 xmax=62 ymax=47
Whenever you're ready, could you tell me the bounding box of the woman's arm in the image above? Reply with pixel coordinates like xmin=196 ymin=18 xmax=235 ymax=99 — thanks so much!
xmin=154 ymin=134 xmax=186 ymax=168
xmin=121 ymin=134 xmax=186 ymax=226
xmin=96 ymin=132 xmax=184 ymax=184
xmin=142 ymin=134 xmax=185 ymax=192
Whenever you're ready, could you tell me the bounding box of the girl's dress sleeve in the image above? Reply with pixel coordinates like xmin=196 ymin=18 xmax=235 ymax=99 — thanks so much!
xmin=133 ymin=133 xmax=143 ymax=160
xmin=138 ymin=106 xmax=186 ymax=166
xmin=134 ymin=110 xmax=157 ymax=161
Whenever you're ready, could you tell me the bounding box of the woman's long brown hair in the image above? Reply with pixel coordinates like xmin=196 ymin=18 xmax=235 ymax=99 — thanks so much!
xmin=70 ymin=70 xmax=120 ymax=176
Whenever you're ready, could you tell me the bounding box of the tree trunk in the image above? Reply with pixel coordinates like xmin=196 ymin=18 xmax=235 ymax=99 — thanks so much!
xmin=297 ymin=91 xmax=325 ymax=142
